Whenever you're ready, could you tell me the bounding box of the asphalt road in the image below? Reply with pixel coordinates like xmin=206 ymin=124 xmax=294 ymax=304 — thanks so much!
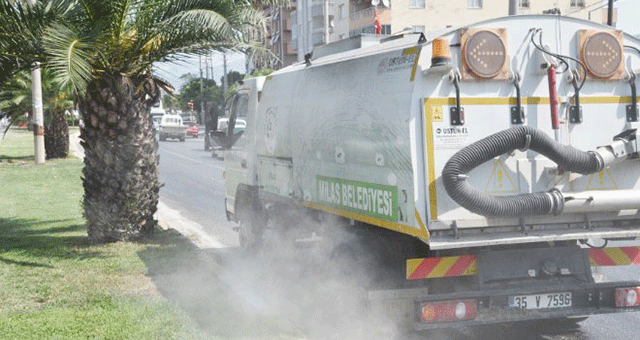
xmin=157 ymin=129 xmax=640 ymax=339
xmin=158 ymin=130 xmax=239 ymax=247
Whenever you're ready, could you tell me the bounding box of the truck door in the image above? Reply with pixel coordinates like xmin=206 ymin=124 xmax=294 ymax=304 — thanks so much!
xmin=224 ymin=91 xmax=250 ymax=215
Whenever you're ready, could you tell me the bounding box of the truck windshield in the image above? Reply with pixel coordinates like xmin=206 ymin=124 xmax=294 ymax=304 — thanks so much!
xmin=234 ymin=94 xmax=248 ymax=119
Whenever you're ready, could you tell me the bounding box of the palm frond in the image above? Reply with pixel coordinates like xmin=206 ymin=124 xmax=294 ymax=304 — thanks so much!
xmin=43 ymin=23 xmax=93 ymax=93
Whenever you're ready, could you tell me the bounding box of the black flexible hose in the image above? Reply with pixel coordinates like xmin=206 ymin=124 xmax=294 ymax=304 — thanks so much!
xmin=442 ymin=126 xmax=603 ymax=217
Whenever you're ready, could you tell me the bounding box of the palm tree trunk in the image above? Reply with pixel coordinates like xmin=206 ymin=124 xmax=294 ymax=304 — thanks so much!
xmin=78 ymin=74 xmax=160 ymax=242
xmin=45 ymin=109 xmax=69 ymax=159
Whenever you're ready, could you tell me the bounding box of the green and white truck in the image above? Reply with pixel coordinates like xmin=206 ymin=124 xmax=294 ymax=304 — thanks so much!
xmin=222 ymin=15 xmax=640 ymax=329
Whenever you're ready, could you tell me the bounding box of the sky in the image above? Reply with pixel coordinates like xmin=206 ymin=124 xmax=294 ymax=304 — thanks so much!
xmin=153 ymin=51 xmax=246 ymax=93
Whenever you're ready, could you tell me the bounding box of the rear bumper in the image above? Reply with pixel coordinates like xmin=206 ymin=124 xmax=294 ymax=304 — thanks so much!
xmin=411 ymin=281 xmax=640 ymax=330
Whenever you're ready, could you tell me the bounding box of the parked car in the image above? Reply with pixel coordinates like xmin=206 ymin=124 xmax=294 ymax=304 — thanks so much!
xmin=185 ymin=121 xmax=199 ymax=138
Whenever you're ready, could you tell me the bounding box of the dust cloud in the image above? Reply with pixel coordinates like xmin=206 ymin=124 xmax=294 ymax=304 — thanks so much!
xmin=142 ymin=216 xmax=410 ymax=340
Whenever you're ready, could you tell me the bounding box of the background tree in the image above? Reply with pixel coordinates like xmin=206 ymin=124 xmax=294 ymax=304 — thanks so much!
xmin=178 ymin=77 xmax=224 ymax=117
xmin=221 ymin=70 xmax=243 ymax=88
xmin=0 ymin=68 xmax=73 ymax=158
xmin=161 ymin=93 xmax=180 ymax=114
xmin=1 ymin=0 xmax=277 ymax=242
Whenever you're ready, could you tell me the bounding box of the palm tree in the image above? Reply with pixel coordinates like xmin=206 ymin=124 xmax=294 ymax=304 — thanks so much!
xmin=0 ymin=68 xmax=73 ymax=158
xmin=1 ymin=0 xmax=274 ymax=242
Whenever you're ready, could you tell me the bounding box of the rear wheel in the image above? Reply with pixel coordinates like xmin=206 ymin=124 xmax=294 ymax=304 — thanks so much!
xmin=180 ymin=137 xmax=185 ymax=142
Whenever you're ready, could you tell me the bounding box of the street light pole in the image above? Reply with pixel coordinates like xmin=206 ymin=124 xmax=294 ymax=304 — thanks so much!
xmin=223 ymin=51 xmax=228 ymax=95
xmin=199 ymin=55 xmax=204 ymax=120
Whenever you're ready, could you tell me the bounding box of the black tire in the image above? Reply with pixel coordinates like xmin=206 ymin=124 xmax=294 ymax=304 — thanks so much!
xmin=236 ymin=201 xmax=265 ymax=254
xmin=180 ymin=137 xmax=185 ymax=142
xmin=159 ymin=134 xmax=166 ymax=141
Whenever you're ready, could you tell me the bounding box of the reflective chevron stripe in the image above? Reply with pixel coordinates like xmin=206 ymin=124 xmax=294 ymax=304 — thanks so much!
xmin=406 ymin=255 xmax=478 ymax=280
xmin=589 ymin=247 xmax=640 ymax=266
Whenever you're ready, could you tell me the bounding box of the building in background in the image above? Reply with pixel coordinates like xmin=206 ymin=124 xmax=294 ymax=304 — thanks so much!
xmin=392 ymin=0 xmax=598 ymax=34
xmin=265 ymin=0 xmax=616 ymax=69
xmin=291 ymin=0 xmax=351 ymax=62
xmin=270 ymin=5 xmax=298 ymax=69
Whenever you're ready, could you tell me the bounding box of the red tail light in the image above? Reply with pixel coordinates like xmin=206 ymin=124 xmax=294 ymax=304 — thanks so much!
xmin=616 ymin=287 xmax=640 ymax=307
xmin=420 ymin=300 xmax=478 ymax=323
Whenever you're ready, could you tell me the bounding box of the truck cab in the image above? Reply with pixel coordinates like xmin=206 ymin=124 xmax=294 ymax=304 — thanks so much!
xmin=223 ymin=77 xmax=265 ymax=220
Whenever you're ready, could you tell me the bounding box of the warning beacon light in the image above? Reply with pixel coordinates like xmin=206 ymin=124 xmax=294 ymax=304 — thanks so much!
xmin=431 ymin=37 xmax=452 ymax=68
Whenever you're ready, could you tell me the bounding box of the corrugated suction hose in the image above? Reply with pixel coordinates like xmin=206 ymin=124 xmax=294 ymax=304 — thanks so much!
xmin=442 ymin=126 xmax=604 ymax=217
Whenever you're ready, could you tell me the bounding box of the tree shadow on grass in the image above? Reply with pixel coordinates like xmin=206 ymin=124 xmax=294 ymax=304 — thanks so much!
xmin=0 ymin=257 xmax=54 ymax=268
xmin=0 ymin=217 xmax=105 ymax=261
xmin=0 ymin=155 xmax=33 ymax=162
xmin=0 ymin=155 xmax=34 ymax=163
xmin=137 ymin=229 xmax=301 ymax=339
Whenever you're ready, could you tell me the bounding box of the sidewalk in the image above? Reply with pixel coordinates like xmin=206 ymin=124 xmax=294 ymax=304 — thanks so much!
xmin=69 ymin=130 xmax=220 ymax=249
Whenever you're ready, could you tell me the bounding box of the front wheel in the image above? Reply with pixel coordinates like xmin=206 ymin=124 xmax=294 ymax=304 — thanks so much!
xmin=236 ymin=206 xmax=265 ymax=254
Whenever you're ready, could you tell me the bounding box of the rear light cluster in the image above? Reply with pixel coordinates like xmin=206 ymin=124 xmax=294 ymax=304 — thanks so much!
xmin=420 ymin=300 xmax=478 ymax=323
xmin=616 ymin=287 xmax=640 ymax=307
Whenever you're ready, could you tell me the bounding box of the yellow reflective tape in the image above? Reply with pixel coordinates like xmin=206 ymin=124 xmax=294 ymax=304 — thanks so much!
xmin=427 ymin=256 xmax=458 ymax=278
xmin=463 ymin=260 xmax=478 ymax=275
xmin=410 ymin=52 xmax=420 ymax=82
xmin=303 ymin=202 xmax=430 ymax=239
xmin=406 ymin=258 xmax=424 ymax=278
xmin=424 ymin=100 xmax=438 ymax=221
xmin=424 ymin=97 xmax=555 ymax=106
xmin=571 ymin=96 xmax=639 ymax=104
xmin=605 ymin=247 xmax=632 ymax=265
xmin=415 ymin=209 xmax=427 ymax=233
xmin=403 ymin=47 xmax=420 ymax=55
xmin=424 ymin=96 xmax=638 ymax=106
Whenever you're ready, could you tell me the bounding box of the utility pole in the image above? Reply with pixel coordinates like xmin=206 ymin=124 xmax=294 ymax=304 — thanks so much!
xmin=205 ymin=57 xmax=209 ymax=80
xmin=27 ymin=0 xmax=44 ymax=164
xmin=607 ymin=0 xmax=614 ymax=26
xmin=223 ymin=52 xmax=228 ymax=95
xmin=508 ymin=0 xmax=517 ymax=16
xmin=324 ymin=0 xmax=330 ymax=45
xmin=199 ymin=55 xmax=204 ymax=121
xmin=209 ymin=52 xmax=214 ymax=83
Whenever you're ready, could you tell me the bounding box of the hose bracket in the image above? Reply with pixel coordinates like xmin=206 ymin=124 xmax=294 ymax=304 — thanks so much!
xmin=569 ymin=70 xmax=583 ymax=124
xmin=450 ymin=70 xmax=465 ymax=126
xmin=511 ymin=73 xmax=525 ymax=124
xmin=626 ymin=73 xmax=638 ymax=122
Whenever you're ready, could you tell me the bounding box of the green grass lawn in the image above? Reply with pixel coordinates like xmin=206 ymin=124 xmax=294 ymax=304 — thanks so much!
xmin=0 ymin=129 xmax=209 ymax=339
xmin=0 ymin=129 xmax=304 ymax=340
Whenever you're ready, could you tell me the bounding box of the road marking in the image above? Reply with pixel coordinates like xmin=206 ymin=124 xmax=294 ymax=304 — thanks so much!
xmin=160 ymin=147 xmax=225 ymax=170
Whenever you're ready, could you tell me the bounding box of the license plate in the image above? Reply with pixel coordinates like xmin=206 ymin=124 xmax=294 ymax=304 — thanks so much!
xmin=509 ymin=292 xmax=572 ymax=309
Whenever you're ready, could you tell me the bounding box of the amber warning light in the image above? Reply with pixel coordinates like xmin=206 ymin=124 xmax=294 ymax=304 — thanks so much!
xmin=431 ymin=37 xmax=452 ymax=67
